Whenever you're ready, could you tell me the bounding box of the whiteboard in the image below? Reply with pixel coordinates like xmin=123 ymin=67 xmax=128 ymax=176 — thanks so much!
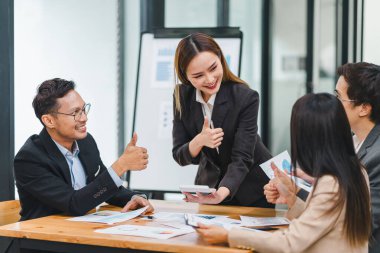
xmin=129 ymin=31 xmax=242 ymax=192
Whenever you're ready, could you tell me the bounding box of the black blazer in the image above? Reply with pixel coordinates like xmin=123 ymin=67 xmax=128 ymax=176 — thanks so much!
xmin=172 ymin=82 xmax=272 ymax=207
xmin=14 ymin=128 xmax=136 ymax=221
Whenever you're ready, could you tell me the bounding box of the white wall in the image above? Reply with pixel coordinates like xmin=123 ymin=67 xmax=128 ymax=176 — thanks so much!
xmin=230 ymin=0 xmax=262 ymax=133
xmin=363 ymin=0 xmax=380 ymax=63
xmin=270 ymin=0 xmax=307 ymax=154
xmin=14 ymin=0 xmax=118 ymax=166
xmin=125 ymin=0 xmax=141 ymax=142
xmin=165 ymin=0 xmax=217 ymax=27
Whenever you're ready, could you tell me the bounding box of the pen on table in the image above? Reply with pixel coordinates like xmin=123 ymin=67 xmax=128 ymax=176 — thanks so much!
xmin=141 ymin=215 xmax=155 ymax=220
xmin=210 ymin=120 xmax=220 ymax=154
xmin=256 ymin=227 xmax=279 ymax=231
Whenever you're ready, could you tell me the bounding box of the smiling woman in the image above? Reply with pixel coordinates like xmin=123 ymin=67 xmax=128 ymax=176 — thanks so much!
xmin=172 ymin=33 xmax=273 ymax=207
xmin=185 ymin=51 xmax=224 ymax=102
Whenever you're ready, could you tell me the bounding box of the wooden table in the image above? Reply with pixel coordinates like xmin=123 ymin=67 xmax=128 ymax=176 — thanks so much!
xmin=0 ymin=200 xmax=285 ymax=253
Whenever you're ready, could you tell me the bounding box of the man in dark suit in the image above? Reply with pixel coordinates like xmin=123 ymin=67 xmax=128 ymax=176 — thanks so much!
xmin=14 ymin=78 xmax=153 ymax=222
xmin=335 ymin=63 xmax=380 ymax=253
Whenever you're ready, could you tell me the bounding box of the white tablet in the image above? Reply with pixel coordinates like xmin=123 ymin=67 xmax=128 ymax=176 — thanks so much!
xmin=179 ymin=185 xmax=216 ymax=193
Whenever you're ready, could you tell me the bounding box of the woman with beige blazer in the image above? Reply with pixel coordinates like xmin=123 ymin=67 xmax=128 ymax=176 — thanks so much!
xmin=197 ymin=93 xmax=371 ymax=253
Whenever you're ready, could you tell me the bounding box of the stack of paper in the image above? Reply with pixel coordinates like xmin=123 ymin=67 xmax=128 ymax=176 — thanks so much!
xmin=67 ymin=206 xmax=148 ymax=224
xmin=240 ymin=216 xmax=290 ymax=227
xmin=95 ymin=225 xmax=194 ymax=240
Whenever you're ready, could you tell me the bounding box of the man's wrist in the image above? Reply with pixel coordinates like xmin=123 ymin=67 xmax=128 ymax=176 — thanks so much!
xmin=107 ymin=166 xmax=123 ymax=187
xmin=132 ymin=194 xmax=148 ymax=200
xmin=111 ymin=160 xmax=124 ymax=177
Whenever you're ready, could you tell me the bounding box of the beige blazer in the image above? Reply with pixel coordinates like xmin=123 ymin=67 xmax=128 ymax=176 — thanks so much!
xmin=228 ymin=174 xmax=369 ymax=253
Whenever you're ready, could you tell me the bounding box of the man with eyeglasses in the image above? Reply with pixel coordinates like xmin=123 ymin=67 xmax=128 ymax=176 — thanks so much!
xmin=14 ymin=78 xmax=153 ymax=223
xmin=335 ymin=63 xmax=380 ymax=253
xmin=264 ymin=62 xmax=380 ymax=253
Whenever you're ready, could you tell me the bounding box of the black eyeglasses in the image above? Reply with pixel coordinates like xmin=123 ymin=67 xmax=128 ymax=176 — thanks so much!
xmin=51 ymin=103 xmax=91 ymax=121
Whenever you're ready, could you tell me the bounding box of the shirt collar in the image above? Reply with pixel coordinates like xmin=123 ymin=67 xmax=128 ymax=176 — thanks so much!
xmin=53 ymin=140 xmax=80 ymax=157
xmin=352 ymin=134 xmax=363 ymax=153
xmin=195 ymin=89 xmax=216 ymax=106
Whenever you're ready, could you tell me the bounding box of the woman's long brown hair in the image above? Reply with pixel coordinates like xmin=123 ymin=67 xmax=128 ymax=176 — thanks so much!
xmin=173 ymin=33 xmax=246 ymax=116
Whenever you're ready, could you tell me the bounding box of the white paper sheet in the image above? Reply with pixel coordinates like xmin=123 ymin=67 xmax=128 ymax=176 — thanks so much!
xmin=212 ymin=216 xmax=242 ymax=230
xmin=259 ymin=150 xmax=312 ymax=192
xmin=151 ymin=212 xmax=226 ymax=222
xmin=95 ymin=224 xmax=194 ymax=240
xmin=150 ymin=212 xmax=186 ymax=223
xmin=67 ymin=206 xmax=148 ymax=224
xmin=160 ymin=222 xmax=195 ymax=231
xmin=183 ymin=213 xmax=243 ymax=231
xmin=149 ymin=212 xmax=230 ymax=231
xmin=260 ymin=150 xmax=292 ymax=178
xmin=240 ymin=216 xmax=290 ymax=227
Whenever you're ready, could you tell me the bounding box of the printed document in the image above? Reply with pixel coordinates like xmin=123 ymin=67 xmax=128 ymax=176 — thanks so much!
xmin=240 ymin=216 xmax=290 ymax=227
xmin=67 ymin=206 xmax=148 ymax=224
xmin=95 ymin=224 xmax=194 ymax=240
xmin=260 ymin=150 xmax=312 ymax=192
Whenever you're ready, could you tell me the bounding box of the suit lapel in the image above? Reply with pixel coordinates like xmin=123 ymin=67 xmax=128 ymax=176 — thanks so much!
xmin=189 ymin=90 xmax=204 ymax=133
xmin=187 ymin=83 xmax=230 ymax=159
xmin=211 ymin=83 xmax=230 ymax=129
xmin=357 ymin=124 xmax=380 ymax=159
xmin=77 ymin=141 xmax=94 ymax=183
xmin=39 ymin=128 xmax=72 ymax=185
xmin=189 ymin=83 xmax=231 ymax=133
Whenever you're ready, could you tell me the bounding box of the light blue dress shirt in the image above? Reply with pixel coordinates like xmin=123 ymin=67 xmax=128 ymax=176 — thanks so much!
xmin=53 ymin=140 xmax=123 ymax=189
